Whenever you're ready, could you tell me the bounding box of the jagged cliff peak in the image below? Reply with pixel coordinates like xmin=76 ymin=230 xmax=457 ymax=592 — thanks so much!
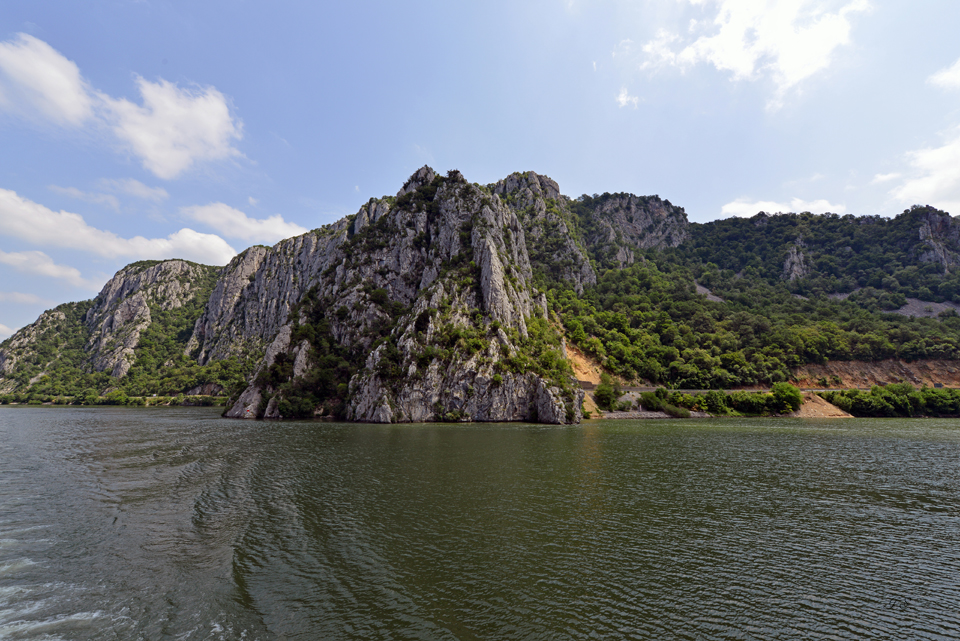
xmin=83 ymin=260 xmax=219 ymax=377
xmin=492 ymin=171 xmax=562 ymax=204
xmin=222 ymin=168 xmax=582 ymax=423
xmin=397 ymin=165 xmax=438 ymax=198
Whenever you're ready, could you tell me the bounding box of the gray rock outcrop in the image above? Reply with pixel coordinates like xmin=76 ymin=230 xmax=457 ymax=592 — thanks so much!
xmin=782 ymin=243 xmax=810 ymax=281
xmin=917 ymin=208 xmax=960 ymax=273
xmin=493 ymin=171 xmax=597 ymax=294
xmin=224 ymin=167 xmax=583 ymax=424
xmin=83 ymin=260 xmax=215 ymax=377
xmin=0 ymin=307 xmax=74 ymax=392
xmin=583 ymin=194 xmax=689 ymax=268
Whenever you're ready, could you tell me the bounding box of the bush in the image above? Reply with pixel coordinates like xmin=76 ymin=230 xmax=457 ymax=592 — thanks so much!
xmin=662 ymin=403 xmax=690 ymax=418
xmin=702 ymin=390 xmax=729 ymax=414
xmin=640 ymin=391 xmax=663 ymax=411
xmin=278 ymin=395 xmax=317 ymax=419
xmin=728 ymin=390 xmax=770 ymax=415
xmin=593 ymin=374 xmax=617 ymax=411
xmin=771 ymin=382 xmax=803 ymax=413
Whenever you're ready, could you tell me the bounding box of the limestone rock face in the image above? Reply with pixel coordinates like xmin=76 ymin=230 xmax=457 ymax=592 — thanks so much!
xmin=0 ymin=308 xmax=73 ymax=391
xmin=83 ymin=260 xmax=214 ymax=378
xmin=493 ymin=171 xmax=596 ymax=294
xmin=88 ymin=293 xmax=151 ymax=378
xmin=186 ymin=221 xmax=352 ymax=365
xmin=225 ymin=167 xmax=583 ymax=424
xmin=782 ymin=243 xmax=810 ymax=281
xmin=917 ymin=208 xmax=960 ymax=273
xmin=0 ymin=259 xmax=219 ymax=393
xmin=584 ymin=194 xmax=689 ymax=268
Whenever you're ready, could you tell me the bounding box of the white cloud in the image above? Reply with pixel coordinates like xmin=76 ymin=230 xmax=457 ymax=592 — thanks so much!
xmin=0 ymin=323 xmax=15 ymax=340
xmin=102 ymin=78 xmax=243 ymax=179
xmin=616 ymin=86 xmax=640 ymax=108
xmin=99 ymin=178 xmax=168 ymax=202
xmin=48 ymin=185 xmax=120 ymax=211
xmin=871 ymin=172 xmax=901 ymax=184
xmin=929 ymin=57 xmax=960 ymax=90
xmin=0 ymin=34 xmax=242 ymax=179
xmin=0 ymin=249 xmax=96 ymax=289
xmin=0 ymin=33 xmax=94 ymax=126
xmin=181 ymin=202 xmax=307 ymax=244
xmin=643 ymin=0 xmax=870 ymax=108
xmin=0 ymin=187 xmax=237 ymax=265
xmin=248 ymin=196 xmax=259 ymax=206
xmin=0 ymin=292 xmax=49 ymax=305
xmin=721 ymin=196 xmax=846 ymax=217
xmin=890 ymin=127 xmax=960 ymax=215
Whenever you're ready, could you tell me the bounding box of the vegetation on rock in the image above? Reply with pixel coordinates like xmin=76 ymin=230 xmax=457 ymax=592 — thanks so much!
xmin=5 ymin=167 xmax=960 ymax=422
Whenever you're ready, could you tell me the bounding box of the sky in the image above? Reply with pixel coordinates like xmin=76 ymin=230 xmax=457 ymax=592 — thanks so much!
xmin=2 ymin=0 xmax=960 ymax=338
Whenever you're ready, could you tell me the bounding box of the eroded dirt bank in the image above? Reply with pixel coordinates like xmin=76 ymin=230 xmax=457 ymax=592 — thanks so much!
xmin=789 ymin=393 xmax=853 ymax=418
xmin=792 ymin=360 xmax=960 ymax=389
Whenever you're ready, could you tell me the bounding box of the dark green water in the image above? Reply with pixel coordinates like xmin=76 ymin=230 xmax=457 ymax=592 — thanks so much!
xmin=1 ymin=408 xmax=959 ymax=639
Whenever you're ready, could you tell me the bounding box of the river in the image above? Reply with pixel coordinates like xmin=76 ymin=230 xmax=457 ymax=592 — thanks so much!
xmin=1 ymin=407 xmax=959 ymax=639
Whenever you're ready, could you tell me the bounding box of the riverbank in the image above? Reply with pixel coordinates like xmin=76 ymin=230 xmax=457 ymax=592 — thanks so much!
xmin=587 ymin=385 xmax=853 ymax=420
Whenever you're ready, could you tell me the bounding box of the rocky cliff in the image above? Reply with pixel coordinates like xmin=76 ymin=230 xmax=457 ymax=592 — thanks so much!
xmin=579 ymin=193 xmax=689 ymax=269
xmin=0 ymin=303 xmax=87 ymax=393
xmin=0 ymin=260 xmax=218 ymax=393
xmin=492 ymin=172 xmax=597 ymax=294
xmin=24 ymin=166 xmax=960 ymax=417
xmin=916 ymin=207 xmax=960 ymax=273
xmin=84 ymin=260 xmax=218 ymax=377
xmin=223 ymin=167 xmax=583 ymax=424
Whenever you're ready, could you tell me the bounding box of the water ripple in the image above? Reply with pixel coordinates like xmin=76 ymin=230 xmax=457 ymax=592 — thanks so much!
xmin=2 ymin=410 xmax=960 ymax=638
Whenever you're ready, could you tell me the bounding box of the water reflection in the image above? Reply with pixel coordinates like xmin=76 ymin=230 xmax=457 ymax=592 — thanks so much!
xmin=1 ymin=409 xmax=959 ymax=639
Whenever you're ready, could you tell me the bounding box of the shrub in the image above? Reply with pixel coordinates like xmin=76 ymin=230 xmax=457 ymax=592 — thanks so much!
xmin=702 ymin=390 xmax=729 ymax=414
xmin=640 ymin=391 xmax=663 ymax=411
xmin=593 ymin=377 xmax=617 ymax=411
xmin=662 ymin=403 xmax=690 ymax=418
xmin=771 ymin=382 xmax=803 ymax=413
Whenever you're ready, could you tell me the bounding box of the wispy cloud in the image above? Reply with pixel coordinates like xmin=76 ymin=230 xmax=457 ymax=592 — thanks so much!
xmin=0 ymin=291 xmax=51 ymax=305
xmin=929 ymin=57 xmax=960 ymax=90
xmin=0 ymin=33 xmax=243 ymax=179
xmin=0 ymin=323 xmax=16 ymax=340
xmin=871 ymin=172 xmax=901 ymax=184
xmin=181 ymin=202 xmax=307 ymax=244
xmin=48 ymin=185 xmax=120 ymax=211
xmin=616 ymin=86 xmax=640 ymax=108
xmin=889 ymin=127 xmax=960 ymax=215
xmin=0 ymin=249 xmax=97 ymax=289
xmin=99 ymin=178 xmax=168 ymax=202
xmin=721 ymin=196 xmax=846 ymax=217
xmin=0 ymin=187 xmax=237 ymax=265
xmin=641 ymin=0 xmax=870 ymax=109
xmin=101 ymin=78 xmax=242 ymax=179
xmin=0 ymin=33 xmax=94 ymax=126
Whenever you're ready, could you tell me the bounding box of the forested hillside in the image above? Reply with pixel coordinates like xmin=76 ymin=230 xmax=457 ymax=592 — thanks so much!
xmin=2 ymin=168 xmax=960 ymax=420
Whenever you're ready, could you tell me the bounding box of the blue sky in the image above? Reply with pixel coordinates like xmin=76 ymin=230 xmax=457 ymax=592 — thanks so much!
xmin=2 ymin=0 xmax=960 ymax=337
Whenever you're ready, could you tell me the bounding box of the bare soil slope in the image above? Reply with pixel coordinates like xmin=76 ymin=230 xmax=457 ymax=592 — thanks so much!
xmin=789 ymin=392 xmax=852 ymax=418
xmin=792 ymin=360 xmax=960 ymax=389
xmin=566 ymin=342 xmax=603 ymax=384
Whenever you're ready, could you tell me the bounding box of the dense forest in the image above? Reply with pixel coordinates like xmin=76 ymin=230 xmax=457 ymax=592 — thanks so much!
xmin=548 ymin=261 xmax=960 ymax=389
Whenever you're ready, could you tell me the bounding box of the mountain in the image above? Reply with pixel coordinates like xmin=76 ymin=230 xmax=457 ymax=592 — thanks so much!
xmin=4 ymin=166 xmax=960 ymax=420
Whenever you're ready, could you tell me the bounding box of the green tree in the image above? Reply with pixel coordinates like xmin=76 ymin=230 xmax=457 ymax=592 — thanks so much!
xmin=770 ymin=382 xmax=803 ymax=413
